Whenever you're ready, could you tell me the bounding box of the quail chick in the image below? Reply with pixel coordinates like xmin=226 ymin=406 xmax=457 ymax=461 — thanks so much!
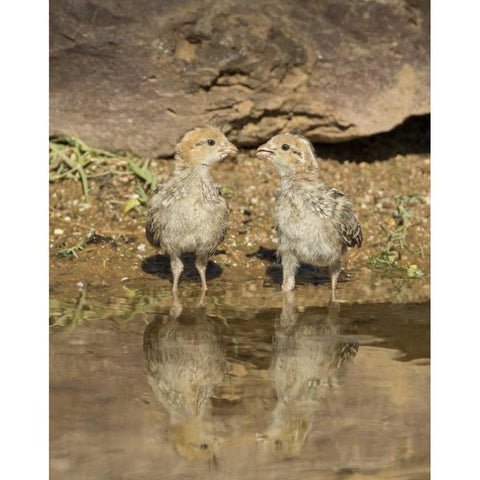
xmin=261 ymin=291 xmax=358 ymax=459
xmin=146 ymin=126 xmax=237 ymax=291
xmin=256 ymin=132 xmax=362 ymax=298
xmin=143 ymin=293 xmax=226 ymax=460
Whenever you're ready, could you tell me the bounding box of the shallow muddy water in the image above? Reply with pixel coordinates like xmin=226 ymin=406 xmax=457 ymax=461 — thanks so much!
xmin=50 ymin=280 xmax=429 ymax=480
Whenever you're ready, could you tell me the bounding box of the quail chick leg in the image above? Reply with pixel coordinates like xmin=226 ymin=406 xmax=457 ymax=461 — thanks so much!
xmin=326 ymin=297 xmax=341 ymax=326
xmin=170 ymin=290 xmax=183 ymax=316
xmin=170 ymin=255 xmax=184 ymax=292
xmin=195 ymin=253 xmax=209 ymax=291
xmin=281 ymin=252 xmax=299 ymax=292
xmin=197 ymin=290 xmax=206 ymax=308
xmin=329 ymin=261 xmax=341 ymax=301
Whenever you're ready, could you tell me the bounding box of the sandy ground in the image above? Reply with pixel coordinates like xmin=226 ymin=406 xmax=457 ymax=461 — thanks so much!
xmin=49 ymin=150 xmax=430 ymax=304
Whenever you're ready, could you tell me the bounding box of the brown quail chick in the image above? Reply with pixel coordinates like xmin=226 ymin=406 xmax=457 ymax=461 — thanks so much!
xmin=256 ymin=132 xmax=362 ymax=299
xmin=146 ymin=126 xmax=237 ymax=291
xmin=143 ymin=293 xmax=226 ymax=460
xmin=260 ymin=291 xmax=358 ymax=459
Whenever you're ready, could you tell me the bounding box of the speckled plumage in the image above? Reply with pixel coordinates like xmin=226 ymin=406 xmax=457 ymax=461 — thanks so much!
xmin=257 ymin=132 xmax=362 ymax=297
xmin=143 ymin=294 xmax=226 ymax=460
xmin=146 ymin=126 xmax=237 ymax=290
xmin=261 ymin=291 xmax=358 ymax=459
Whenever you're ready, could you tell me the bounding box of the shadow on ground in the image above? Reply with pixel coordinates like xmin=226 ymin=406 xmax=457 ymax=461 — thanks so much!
xmin=314 ymin=114 xmax=430 ymax=163
xmin=142 ymin=253 xmax=223 ymax=284
xmin=247 ymin=246 xmax=348 ymax=286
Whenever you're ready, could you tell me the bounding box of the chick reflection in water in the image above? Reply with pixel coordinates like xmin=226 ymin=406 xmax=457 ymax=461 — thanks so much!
xmin=261 ymin=292 xmax=358 ymax=459
xmin=143 ymin=293 xmax=226 ymax=462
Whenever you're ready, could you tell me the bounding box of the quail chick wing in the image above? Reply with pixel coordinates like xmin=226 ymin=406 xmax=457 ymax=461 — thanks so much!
xmin=325 ymin=188 xmax=363 ymax=249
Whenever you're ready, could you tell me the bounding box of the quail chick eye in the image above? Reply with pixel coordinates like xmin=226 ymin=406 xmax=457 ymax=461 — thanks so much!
xmin=200 ymin=443 xmax=209 ymax=450
xmin=207 ymin=139 xmax=215 ymax=146
xmin=281 ymin=144 xmax=290 ymax=151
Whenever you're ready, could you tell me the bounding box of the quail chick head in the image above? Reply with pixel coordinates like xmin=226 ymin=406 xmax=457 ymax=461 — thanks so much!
xmin=257 ymin=132 xmax=319 ymax=177
xmin=146 ymin=125 xmax=237 ymax=291
xmin=256 ymin=132 xmax=362 ymax=299
xmin=175 ymin=125 xmax=238 ymax=166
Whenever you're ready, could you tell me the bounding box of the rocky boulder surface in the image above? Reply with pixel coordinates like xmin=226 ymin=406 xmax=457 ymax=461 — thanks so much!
xmin=50 ymin=0 xmax=430 ymax=157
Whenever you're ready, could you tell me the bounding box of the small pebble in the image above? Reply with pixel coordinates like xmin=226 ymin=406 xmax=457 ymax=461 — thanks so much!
xmin=137 ymin=244 xmax=146 ymax=252
xmin=54 ymin=228 xmax=64 ymax=235
xmin=76 ymin=282 xmax=84 ymax=288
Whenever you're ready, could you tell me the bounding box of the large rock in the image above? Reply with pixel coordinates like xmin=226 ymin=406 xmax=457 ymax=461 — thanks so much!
xmin=50 ymin=0 xmax=430 ymax=157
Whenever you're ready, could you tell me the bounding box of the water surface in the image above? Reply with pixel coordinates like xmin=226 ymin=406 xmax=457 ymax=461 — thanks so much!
xmin=50 ymin=281 xmax=429 ymax=480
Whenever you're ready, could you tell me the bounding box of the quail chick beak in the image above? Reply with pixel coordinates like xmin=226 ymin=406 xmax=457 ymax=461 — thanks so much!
xmin=256 ymin=143 xmax=274 ymax=160
xmin=219 ymin=143 xmax=238 ymax=160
